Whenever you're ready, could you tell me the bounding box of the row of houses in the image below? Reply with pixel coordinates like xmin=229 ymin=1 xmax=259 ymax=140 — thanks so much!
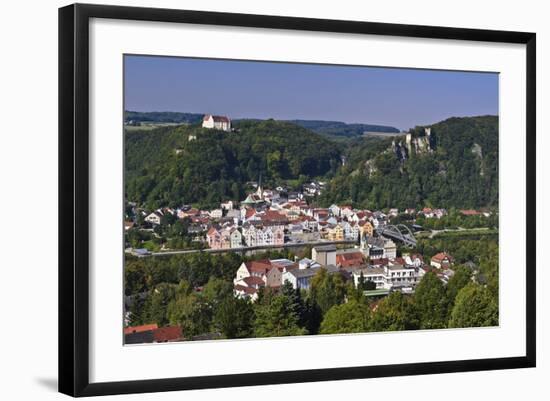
xmin=232 ymin=241 xmax=456 ymax=301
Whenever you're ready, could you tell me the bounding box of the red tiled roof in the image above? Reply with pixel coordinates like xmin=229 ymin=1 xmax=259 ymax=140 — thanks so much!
xmin=234 ymin=284 xmax=258 ymax=295
xmin=370 ymin=258 xmax=390 ymax=266
xmin=241 ymin=276 xmax=266 ymax=286
xmin=204 ymin=114 xmax=230 ymax=123
xmin=124 ymin=324 xmax=158 ymax=335
xmin=336 ymin=252 xmax=365 ymax=267
xmin=245 ymin=259 xmax=272 ymax=273
xmin=431 ymin=252 xmax=454 ymax=262
xmin=460 ymin=209 xmax=481 ymax=216
xmin=393 ymin=257 xmax=406 ymax=266
xmin=153 ymin=326 xmax=182 ymax=342
xmin=262 ymin=210 xmax=287 ymax=221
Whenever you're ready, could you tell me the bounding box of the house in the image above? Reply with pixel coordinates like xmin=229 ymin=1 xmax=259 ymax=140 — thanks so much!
xmin=384 ymin=239 xmax=397 ymax=259
xmin=234 ymin=260 xmax=272 ymax=283
xmin=298 ymin=258 xmax=320 ymax=270
xmin=353 ymin=263 xmax=420 ymax=291
xmin=145 ymin=211 xmax=162 ymax=225
xmin=341 ymin=221 xmax=360 ymax=241
xmin=403 ymin=253 xmax=424 ymax=268
xmin=385 ymin=264 xmax=420 ymax=288
xmin=221 ymin=200 xmax=234 ymax=211
xmin=359 ymin=220 xmax=374 ymax=238
xmin=327 ymin=224 xmax=344 ymax=241
xmin=124 ymin=221 xmax=135 ymax=231
xmin=329 ymin=204 xmax=341 ymax=217
xmin=209 ymin=209 xmax=223 ymax=219
xmin=336 ymin=250 xmax=365 ymax=268
xmin=202 ymin=114 xmax=231 ymax=131
xmin=282 ymin=265 xmax=339 ymax=290
xmin=229 ymin=228 xmax=242 ymax=248
xmin=206 ymin=227 xmax=221 ymax=249
xmin=233 ymin=259 xmax=287 ymax=299
xmin=152 ymin=326 xmax=183 ymax=342
xmin=312 ymin=245 xmax=337 ymax=266
xmin=242 ymin=224 xmax=284 ymax=247
xmin=340 ymin=205 xmax=354 ymax=219
xmin=431 ymin=252 xmax=454 ymax=269
xmin=353 ymin=267 xmax=387 ymax=289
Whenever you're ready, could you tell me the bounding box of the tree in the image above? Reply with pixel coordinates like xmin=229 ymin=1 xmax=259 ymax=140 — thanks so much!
xmin=320 ymin=300 xmax=372 ymax=334
xmin=144 ymin=283 xmax=177 ymax=326
xmin=253 ymin=294 xmax=307 ymax=338
xmin=370 ymin=291 xmax=419 ymax=332
xmin=310 ymin=269 xmax=347 ymax=315
xmin=213 ymin=297 xmax=254 ymax=339
xmin=449 ymin=283 xmax=498 ymax=328
xmin=413 ymin=272 xmax=448 ymax=329
xmin=167 ymin=281 xmax=212 ymax=337
xmin=446 ymin=266 xmax=472 ymax=313
xmin=202 ymin=276 xmax=233 ymax=306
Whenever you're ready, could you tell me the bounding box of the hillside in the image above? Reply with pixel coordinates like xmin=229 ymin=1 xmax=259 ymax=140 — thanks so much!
xmin=288 ymin=120 xmax=399 ymax=139
xmin=125 ymin=115 xmax=498 ymax=211
xmin=124 ymin=111 xmax=399 ymax=139
xmin=125 ymin=119 xmax=342 ymax=209
xmin=125 ymin=111 xmax=203 ymax=124
xmin=317 ymin=115 xmax=498 ymax=210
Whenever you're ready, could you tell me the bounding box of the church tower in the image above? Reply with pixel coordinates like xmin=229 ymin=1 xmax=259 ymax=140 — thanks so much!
xmin=255 ymin=173 xmax=263 ymax=199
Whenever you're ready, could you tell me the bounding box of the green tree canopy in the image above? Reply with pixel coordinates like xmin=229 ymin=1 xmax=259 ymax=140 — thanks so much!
xmin=370 ymin=291 xmax=419 ymax=332
xmin=320 ymin=300 xmax=372 ymax=334
xmin=449 ymin=283 xmax=498 ymax=328
xmin=413 ymin=272 xmax=448 ymax=329
xmin=253 ymin=294 xmax=307 ymax=338
xmin=445 ymin=266 xmax=472 ymax=314
xmin=213 ymin=296 xmax=254 ymax=339
xmin=310 ymin=269 xmax=347 ymax=315
xmin=167 ymin=281 xmax=212 ymax=337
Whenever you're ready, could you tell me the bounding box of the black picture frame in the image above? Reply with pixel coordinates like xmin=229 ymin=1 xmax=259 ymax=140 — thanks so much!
xmin=59 ymin=3 xmax=536 ymax=397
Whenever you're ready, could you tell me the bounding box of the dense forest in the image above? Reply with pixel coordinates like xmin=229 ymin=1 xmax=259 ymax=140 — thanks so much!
xmin=287 ymin=119 xmax=399 ymax=139
xmin=125 ymin=119 xmax=342 ymax=209
xmin=125 ymin=111 xmax=204 ymax=124
xmin=318 ymin=115 xmax=498 ymax=209
xmin=125 ymin=115 xmax=498 ymax=211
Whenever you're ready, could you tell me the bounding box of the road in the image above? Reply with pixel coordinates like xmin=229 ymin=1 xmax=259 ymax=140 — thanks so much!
xmin=426 ymin=227 xmax=491 ymax=238
xmin=135 ymin=239 xmax=358 ymax=257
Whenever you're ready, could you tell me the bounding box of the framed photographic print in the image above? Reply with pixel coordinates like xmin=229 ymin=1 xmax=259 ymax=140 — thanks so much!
xmin=58 ymin=3 xmax=536 ymax=397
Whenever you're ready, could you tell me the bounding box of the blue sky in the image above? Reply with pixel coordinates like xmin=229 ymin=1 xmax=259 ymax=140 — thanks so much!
xmin=124 ymin=55 xmax=498 ymax=131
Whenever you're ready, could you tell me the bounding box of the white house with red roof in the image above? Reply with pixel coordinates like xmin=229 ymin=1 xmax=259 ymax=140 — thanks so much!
xmin=430 ymin=252 xmax=454 ymax=269
xmin=202 ymin=114 xmax=231 ymax=131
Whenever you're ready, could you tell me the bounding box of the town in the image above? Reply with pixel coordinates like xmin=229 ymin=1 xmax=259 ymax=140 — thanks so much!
xmin=123 ymin=114 xmax=499 ymax=344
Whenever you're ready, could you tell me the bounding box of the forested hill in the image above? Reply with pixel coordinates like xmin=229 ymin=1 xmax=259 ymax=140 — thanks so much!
xmin=288 ymin=120 xmax=399 ymax=139
xmin=125 ymin=119 xmax=342 ymax=209
xmin=124 ymin=111 xmax=399 ymax=139
xmin=317 ymin=115 xmax=499 ymax=210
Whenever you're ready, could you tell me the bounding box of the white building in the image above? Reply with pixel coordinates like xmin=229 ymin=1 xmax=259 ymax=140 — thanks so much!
xmin=312 ymin=245 xmax=337 ymax=266
xmin=209 ymin=209 xmax=223 ymax=219
xmin=353 ymin=264 xmax=420 ymax=291
xmin=202 ymin=114 xmax=231 ymax=131
xmin=144 ymin=211 xmax=162 ymax=225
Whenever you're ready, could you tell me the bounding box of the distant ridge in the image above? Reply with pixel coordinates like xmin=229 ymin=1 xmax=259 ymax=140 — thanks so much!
xmin=124 ymin=111 xmax=400 ymax=139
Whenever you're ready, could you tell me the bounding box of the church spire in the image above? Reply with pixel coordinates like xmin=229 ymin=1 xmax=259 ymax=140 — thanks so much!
xmin=256 ymin=173 xmax=263 ymax=198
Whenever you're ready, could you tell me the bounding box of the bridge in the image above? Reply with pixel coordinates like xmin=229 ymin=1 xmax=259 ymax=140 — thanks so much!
xmin=375 ymin=224 xmax=417 ymax=247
